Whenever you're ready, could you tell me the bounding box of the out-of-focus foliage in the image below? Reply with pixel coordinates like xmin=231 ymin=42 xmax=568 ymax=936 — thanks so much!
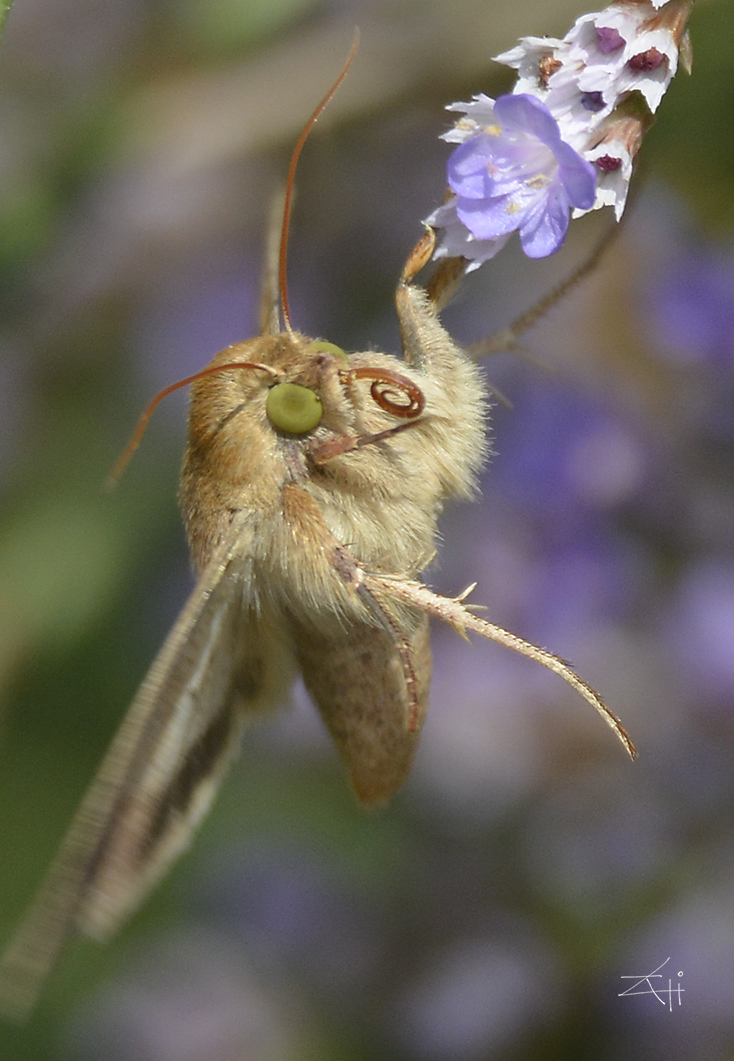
xmin=0 ymin=1 xmax=732 ymax=1058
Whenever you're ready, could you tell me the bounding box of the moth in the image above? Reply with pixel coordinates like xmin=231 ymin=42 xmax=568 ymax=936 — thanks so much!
xmin=0 ymin=49 xmax=634 ymax=1021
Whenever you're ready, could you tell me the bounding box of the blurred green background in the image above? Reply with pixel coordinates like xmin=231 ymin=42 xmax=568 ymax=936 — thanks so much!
xmin=1 ymin=0 xmax=733 ymax=1058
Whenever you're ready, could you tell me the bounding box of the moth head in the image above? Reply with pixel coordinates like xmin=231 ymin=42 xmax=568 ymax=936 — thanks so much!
xmin=107 ymin=35 xmax=423 ymax=487
xmin=188 ymin=335 xmax=423 ymax=442
xmin=260 ymin=338 xmax=347 ymax=436
xmin=263 ymin=341 xmax=354 ymax=434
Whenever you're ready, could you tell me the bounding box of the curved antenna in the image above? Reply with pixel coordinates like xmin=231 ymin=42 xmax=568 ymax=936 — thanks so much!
xmin=110 ymin=36 xmax=359 ymax=490
xmin=279 ymin=30 xmax=360 ymax=335
xmin=106 ymin=361 xmax=277 ymax=489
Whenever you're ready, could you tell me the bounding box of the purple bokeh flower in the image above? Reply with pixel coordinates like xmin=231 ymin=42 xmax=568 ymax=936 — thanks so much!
xmin=650 ymin=248 xmax=734 ymax=366
xmin=446 ymin=94 xmax=597 ymax=258
xmin=664 ymin=560 xmax=734 ymax=704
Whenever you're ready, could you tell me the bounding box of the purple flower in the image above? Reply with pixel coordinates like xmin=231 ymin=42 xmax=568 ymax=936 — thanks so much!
xmin=650 ymin=248 xmax=734 ymax=366
xmin=595 ymin=26 xmax=625 ymax=54
xmin=446 ymin=94 xmax=597 ymax=258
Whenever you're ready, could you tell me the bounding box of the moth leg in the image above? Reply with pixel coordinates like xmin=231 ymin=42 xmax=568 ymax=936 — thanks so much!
xmin=412 ymin=212 xmax=624 ymax=356
xmin=393 ymin=239 xmax=487 ymax=476
xmin=425 ymin=254 xmax=467 ymax=313
xmin=312 ymin=533 xmax=425 ymax=734
xmin=355 ymin=582 xmax=422 ymax=732
xmin=397 ymin=225 xmax=465 ymax=311
xmin=364 ymin=572 xmax=636 ymax=761
xmin=308 ymin=419 xmax=423 ymax=464
xmin=307 ymin=531 xmax=423 ymax=733
xmin=280 ymin=484 xmax=430 ymax=805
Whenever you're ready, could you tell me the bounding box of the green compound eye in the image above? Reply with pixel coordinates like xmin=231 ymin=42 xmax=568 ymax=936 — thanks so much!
xmin=266 ymin=382 xmax=323 ymax=434
xmin=307 ymin=340 xmax=348 ymax=362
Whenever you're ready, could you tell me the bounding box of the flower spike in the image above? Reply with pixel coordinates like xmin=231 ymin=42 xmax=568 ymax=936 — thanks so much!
xmin=428 ymin=0 xmax=693 ymax=265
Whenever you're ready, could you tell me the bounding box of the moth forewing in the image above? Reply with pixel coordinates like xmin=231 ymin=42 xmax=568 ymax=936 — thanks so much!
xmin=0 ymin=520 xmax=295 ymax=1021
